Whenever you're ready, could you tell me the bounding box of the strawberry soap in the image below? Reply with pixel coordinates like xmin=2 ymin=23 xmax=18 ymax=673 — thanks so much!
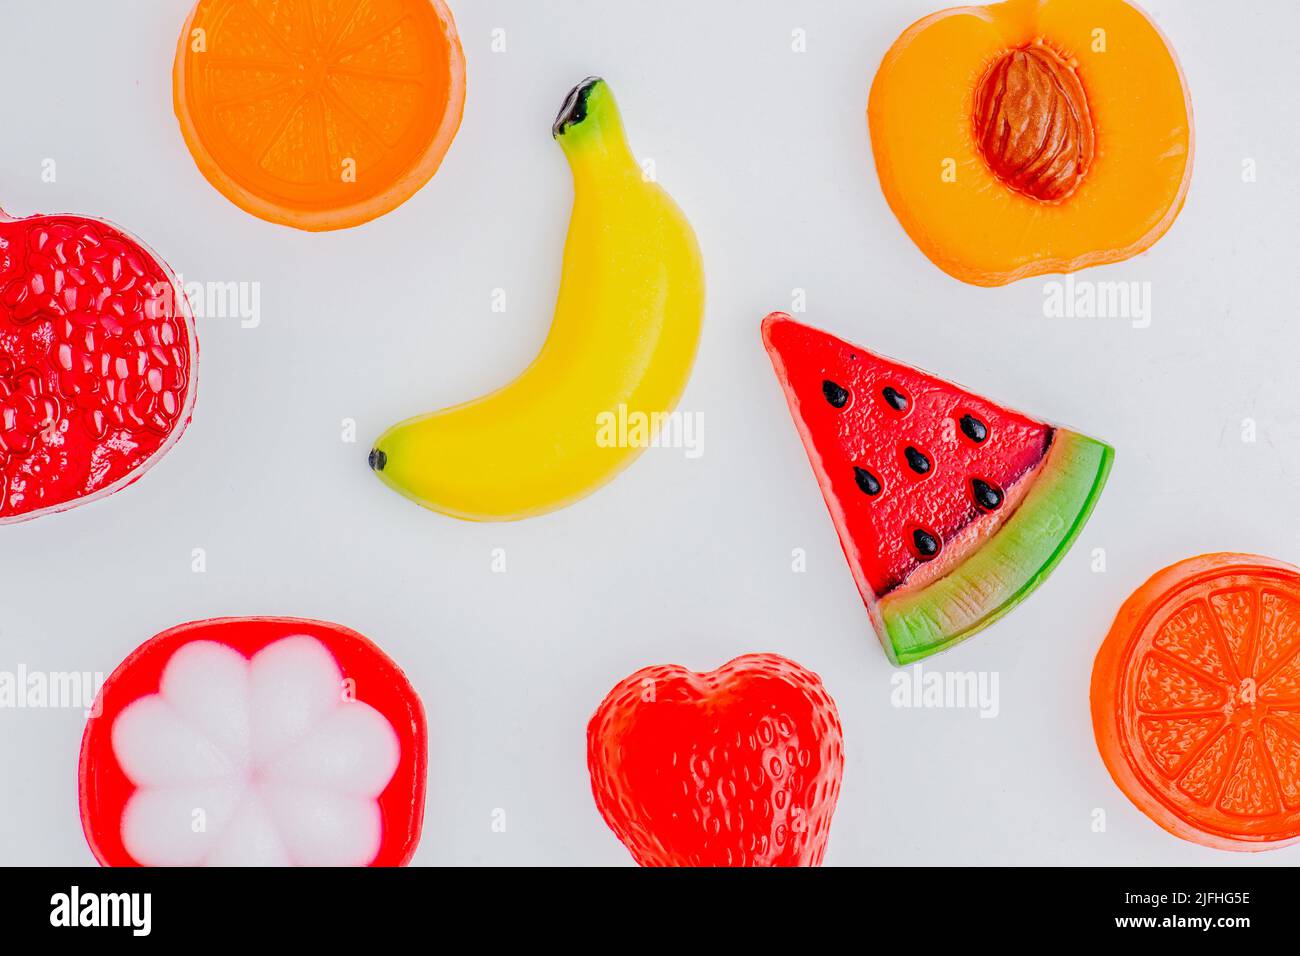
xmin=79 ymin=618 xmax=426 ymax=867
xmin=587 ymin=653 xmax=844 ymax=866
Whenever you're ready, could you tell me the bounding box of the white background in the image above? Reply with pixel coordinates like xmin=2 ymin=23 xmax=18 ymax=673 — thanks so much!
xmin=1 ymin=0 xmax=1298 ymax=866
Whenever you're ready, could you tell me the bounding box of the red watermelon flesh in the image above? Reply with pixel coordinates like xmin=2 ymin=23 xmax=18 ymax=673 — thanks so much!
xmin=762 ymin=313 xmax=1112 ymax=664
xmin=0 ymin=211 xmax=196 ymax=523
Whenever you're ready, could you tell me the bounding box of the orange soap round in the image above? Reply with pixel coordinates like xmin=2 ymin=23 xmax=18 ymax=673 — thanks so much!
xmin=1092 ymin=554 xmax=1300 ymax=851
xmin=174 ymin=0 xmax=466 ymax=231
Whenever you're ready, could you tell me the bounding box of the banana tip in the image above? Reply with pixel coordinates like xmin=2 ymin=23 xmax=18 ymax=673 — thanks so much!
xmin=553 ymin=76 xmax=604 ymax=138
xmin=368 ymin=448 xmax=387 ymax=472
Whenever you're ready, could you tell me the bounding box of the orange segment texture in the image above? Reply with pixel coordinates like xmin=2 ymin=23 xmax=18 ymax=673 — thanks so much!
xmin=174 ymin=0 xmax=466 ymax=231
xmin=1092 ymin=555 xmax=1300 ymax=851
xmin=868 ymin=0 xmax=1193 ymax=286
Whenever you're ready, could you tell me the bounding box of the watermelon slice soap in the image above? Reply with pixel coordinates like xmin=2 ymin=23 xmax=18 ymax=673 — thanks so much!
xmin=762 ymin=313 xmax=1112 ymax=665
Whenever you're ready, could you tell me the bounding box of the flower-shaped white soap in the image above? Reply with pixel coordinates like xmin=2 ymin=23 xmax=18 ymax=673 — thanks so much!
xmin=111 ymin=635 xmax=400 ymax=866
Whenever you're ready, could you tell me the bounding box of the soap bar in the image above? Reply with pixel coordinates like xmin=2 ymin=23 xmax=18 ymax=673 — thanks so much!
xmin=367 ymin=77 xmax=704 ymax=521
xmin=1092 ymin=554 xmax=1300 ymax=851
xmin=587 ymin=653 xmax=843 ymax=867
xmin=0 ymin=211 xmax=196 ymax=522
xmin=762 ymin=313 xmax=1112 ymax=664
xmin=867 ymin=0 xmax=1192 ymax=286
xmin=174 ymin=0 xmax=466 ymax=231
xmin=79 ymin=618 xmax=426 ymax=866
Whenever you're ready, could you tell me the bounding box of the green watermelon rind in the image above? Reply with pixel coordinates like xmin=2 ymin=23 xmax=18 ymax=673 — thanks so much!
xmin=878 ymin=431 xmax=1113 ymax=666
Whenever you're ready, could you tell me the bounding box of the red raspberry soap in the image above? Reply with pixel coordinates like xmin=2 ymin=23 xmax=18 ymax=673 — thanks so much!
xmin=0 ymin=208 xmax=196 ymax=522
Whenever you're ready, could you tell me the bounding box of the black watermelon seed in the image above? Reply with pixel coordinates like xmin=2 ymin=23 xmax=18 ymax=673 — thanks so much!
xmin=904 ymin=446 xmax=931 ymax=475
xmin=972 ymin=479 xmax=1003 ymax=511
xmin=822 ymin=379 xmax=850 ymax=409
xmin=853 ymin=467 xmax=882 ymax=496
xmin=960 ymin=414 xmax=988 ymax=443
xmin=882 ymin=386 xmax=909 ymax=412
xmin=912 ymin=528 xmax=940 ymax=558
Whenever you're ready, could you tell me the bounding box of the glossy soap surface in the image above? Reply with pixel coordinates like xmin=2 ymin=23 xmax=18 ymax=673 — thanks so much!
xmin=1093 ymin=554 xmax=1300 ymax=850
xmin=174 ymin=0 xmax=466 ymax=230
xmin=763 ymin=313 xmax=1051 ymax=596
xmin=0 ymin=215 xmax=195 ymax=522
xmin=587 ymin=653 xmax=843 ymax=867
xmin=763 ymin=313 xmax=1112 ymax=664
xmin=868 ymin=0 xmax=1193 ymax=285
xmin=79 ymin=617 xmax=427 ymax=867
xmin=113 ymin=636 xmax=400 ymax=866
xmin=369 ymin=78 xmax=704 ymax=520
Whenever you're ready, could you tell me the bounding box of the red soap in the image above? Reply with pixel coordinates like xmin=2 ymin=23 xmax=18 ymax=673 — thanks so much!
xmin=763 ymin=312 xmax=1051 ymax=596
xmin=80 ymin=617 xmax=427 ymax=867
xmin=587 ymin=653 xmax=844 ymax=867
xmin=0 ymin=210 xmax=196 ymax=522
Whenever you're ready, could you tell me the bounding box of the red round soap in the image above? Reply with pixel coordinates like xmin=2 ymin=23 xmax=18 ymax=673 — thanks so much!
xmin=80 ymin=617 xmax=427 ymax=867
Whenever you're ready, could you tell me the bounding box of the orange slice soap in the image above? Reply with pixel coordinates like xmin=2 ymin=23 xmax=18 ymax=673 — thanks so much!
xmin=1092 ymin=554 xmax=1300 ymax=851
xmin=174 ymin=0 xmax=466 ymax=231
